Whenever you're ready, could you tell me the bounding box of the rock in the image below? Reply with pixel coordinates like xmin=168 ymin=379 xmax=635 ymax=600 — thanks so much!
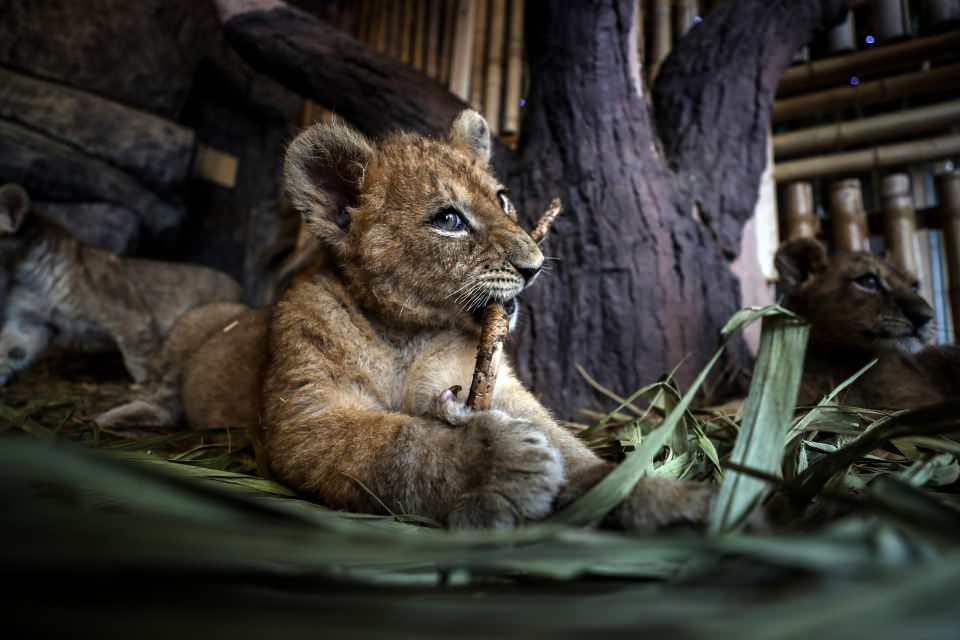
xmin=35 ymin=202 xmax=140 ymax=255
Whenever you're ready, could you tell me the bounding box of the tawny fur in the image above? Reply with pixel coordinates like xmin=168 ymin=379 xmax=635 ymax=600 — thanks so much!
xmin=0 ymin=183 xmax=243 ymax=388
xmin=777 ymin=238 xmax=960 ymax=409
xmin=261 ymin=110 xmax=712 ymax=530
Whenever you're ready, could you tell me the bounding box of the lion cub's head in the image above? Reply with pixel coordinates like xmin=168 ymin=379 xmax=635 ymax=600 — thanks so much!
xmin=775 ymin=238 xmax=935 ymax=355
xmin=283 ymin=110 xmax=543 ymax=331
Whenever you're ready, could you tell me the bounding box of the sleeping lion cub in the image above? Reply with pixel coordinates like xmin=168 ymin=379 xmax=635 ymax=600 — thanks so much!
xmin=261 ymin=110 xmax=711 ymax=530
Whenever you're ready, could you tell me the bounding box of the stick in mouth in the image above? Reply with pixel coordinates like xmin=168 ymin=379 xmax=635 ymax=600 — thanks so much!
xmin=465 ymin=198 xmax=562 ymax=411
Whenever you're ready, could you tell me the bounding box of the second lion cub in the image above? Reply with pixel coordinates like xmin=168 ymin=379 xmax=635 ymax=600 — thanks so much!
xmin=261 ymin=110 xmax=711 ymax=530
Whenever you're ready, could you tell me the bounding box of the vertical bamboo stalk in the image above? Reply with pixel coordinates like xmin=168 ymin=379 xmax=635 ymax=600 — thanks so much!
xmin=449 ymin=0 xmax=476 ymax=101
xmin=825 ymin=10 xmax=856 ymax=54
xmin=635 ymin=0 xmax=645 ymax=67
xmin=440 ymin=0 xmax=458 ymax=86
xmin=829 ymin=178 xmax=870 ymax=251
xmin=922 ymin=0 xmax=960 ymax=29
xmin=650 ymin=0 xmax=672 ymax=82
xmin=502 ymin=0 xmax=524 ymax=134
xmin=881 ymin=173 xmax=920 ymax=276
xmin=402 ymin=0 xmax=416 ymax=65
xmin=674 ymin=0 xmax=700 ymax=39
xmin=413 ymin=0 xmax=428 ymax=71
xmin=910 ymin=167 xmax=935 ymax=306
xmin=872 ymin=0 xmax=910 ymax=43
xmin=937 ymin=170 xmax=960 ymax=339
xmin=356 ymin=0 xmax=371 ymax=43
xmin=374 ymin=1 xmax=388 ymax=53
xmin=387 ymin=1 xmax=400 ymax=58
xmin=469 ymin=0 xmax=489 ymax=109
xmin=782 ymin=182 xmax=819 ymax=240
xmin=484 ymin=0 xmax=506 ymax=135
xmin=426 ymin=0 xmax=442 ymax=79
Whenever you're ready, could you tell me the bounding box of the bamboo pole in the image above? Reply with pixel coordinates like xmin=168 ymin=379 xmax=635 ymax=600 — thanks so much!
xmin=922 ymin=0 xmax=960 ymax=28
xmin=782 ymin=182 xmax=819 ymax=240
xmin=440 ymin=1 xmax=458 ymax=86
xmin=779 ymin=30 xmax=960 ymax=96
xmin=426 ymin=0 xmax=442 ymax=79
xmin=484 ymin=0 xmax=506 ymax=135
xmin=774 ymin=63 xmax=960 ymax=122
xmin=413 ymin=0 xmax=427 ymax=70
xmin=635 ymin=0 xmax=645 ymax=67
xmin=881 ymin=173 xmax=920 ymax=276
xmin=503 ymin=0 xmax=524 ymax=134
xmin=389 ymin=1 xmax=404 ymax=59
xmin=449 ymin=0 xmax=475 ymax=101
xmin=774 ymin=98 xmax=960 ymax=158
xmin=775 ymin=133 xmax=960 ymax=182
xmin=937 ymin=170 xmax=960 ymax=339
xmin=402 ymin=0 xmax=416 ymax=65
xmin=650 ymin=0 xmax=672 ymax=82
xmin=469 ymin=0 xmax=489 ymax=109
xmin=825 ymin=10 xmax=856 ymax=54
xmin=374 ymin=1 xmax=388 ymax=53
xmin=829 ymin=178 xmax=870 ymax=252
xmin=674 ymin=0 xmax=699 ymax=38
xmin=871 ymin=0 xmax=910 ymax=43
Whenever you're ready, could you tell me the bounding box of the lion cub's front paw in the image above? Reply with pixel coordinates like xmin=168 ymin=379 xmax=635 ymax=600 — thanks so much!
xmin=447 ymin=411 xmax=565 ymax=530
xmin=614 ymin=477 xmax=715 ymax=533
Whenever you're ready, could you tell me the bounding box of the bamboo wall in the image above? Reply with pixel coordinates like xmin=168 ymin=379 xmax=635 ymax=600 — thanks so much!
xmin=774 ymin=0 xmax=960 ymax=343
xmin=325 ymin=1 xmax=720 ymax=143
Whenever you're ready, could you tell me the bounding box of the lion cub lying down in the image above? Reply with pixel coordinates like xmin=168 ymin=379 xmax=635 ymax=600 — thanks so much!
xmin=259 ymin=110 xmax=711 ymax=530
xmin=776 ymin=238 xmax=959 ymax=409
xmin=0 ymin=183 xmax=242 ymax=388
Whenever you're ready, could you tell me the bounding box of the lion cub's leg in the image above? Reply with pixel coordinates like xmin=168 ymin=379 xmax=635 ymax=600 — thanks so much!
xmin=263 ymin=401 xmax=565 ymax=529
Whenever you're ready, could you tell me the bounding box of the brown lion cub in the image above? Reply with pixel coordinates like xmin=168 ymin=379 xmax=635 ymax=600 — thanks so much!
xmin=261 ymin=111 xmax=711 ymax=530
xmin=776 ymin=237 xmax=959 ymax=409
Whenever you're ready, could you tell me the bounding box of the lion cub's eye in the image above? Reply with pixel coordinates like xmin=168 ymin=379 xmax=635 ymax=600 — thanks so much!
xmin=854 ymin=274 xmax=882 ymax=292
xmin=430 ymin=207 xmax=468 ymax=233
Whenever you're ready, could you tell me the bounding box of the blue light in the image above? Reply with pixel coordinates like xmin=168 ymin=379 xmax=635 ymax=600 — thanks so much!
xmin=865 ymin=34 xmax=875 ymax=45
xmin=518 ymin=98 xmax=526 ymax=108
xmin=692 ymin=15 xmax=702 ymax=24
xmin=849 ymin=76 xmax=860 ymax=86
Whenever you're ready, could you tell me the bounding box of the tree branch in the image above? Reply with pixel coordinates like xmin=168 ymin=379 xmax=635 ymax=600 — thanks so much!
xmin=214 ymin=0 xmax=514 ymax=173
xmin=653 ymin=0 xmax=849 ymax=258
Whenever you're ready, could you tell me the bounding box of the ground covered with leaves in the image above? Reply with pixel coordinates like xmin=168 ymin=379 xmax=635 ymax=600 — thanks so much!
xmin=3 ymin=307 xmax=960 ymax=638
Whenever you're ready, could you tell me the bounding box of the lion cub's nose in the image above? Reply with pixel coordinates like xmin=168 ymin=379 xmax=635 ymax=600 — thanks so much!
xmin=512 ymin=259 xmax=543 ymax=284
xmin=906 ymin=309 xmax=933 ymax=331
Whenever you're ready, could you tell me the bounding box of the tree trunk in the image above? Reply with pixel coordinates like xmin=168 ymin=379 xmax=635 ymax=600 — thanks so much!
xmin=509 ymin=0 xmax=847 ymax=416
xmin=217 ymin=0 xmax=848 ymax=418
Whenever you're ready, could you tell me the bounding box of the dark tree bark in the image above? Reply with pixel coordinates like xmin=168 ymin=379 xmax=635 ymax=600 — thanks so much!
xmin=217 ymin=0 xmax=847 ymax=418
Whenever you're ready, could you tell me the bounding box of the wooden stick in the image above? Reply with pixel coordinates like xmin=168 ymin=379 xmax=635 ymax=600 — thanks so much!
xmin=466 ymin=198 xmax=563 ymax=411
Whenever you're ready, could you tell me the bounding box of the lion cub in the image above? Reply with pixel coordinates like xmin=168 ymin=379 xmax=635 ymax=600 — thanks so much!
xmin=776 ymin=237 xmax=959 ymax=409
xmin=260 ymin=110 xmax=711 ymax=530
xmin=0 ymin=183 xmax=242 ymax=387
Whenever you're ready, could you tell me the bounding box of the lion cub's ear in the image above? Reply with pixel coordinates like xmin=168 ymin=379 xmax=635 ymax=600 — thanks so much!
xmin=448 ymin=109 xmax=491 ymax=165
xmin=775 ymin=238 xmax=829 ymax=292
xmin=283 ymin=120 xmax=373 ymax=254
xmin=0 ymin=184 xmax=31 ymax=235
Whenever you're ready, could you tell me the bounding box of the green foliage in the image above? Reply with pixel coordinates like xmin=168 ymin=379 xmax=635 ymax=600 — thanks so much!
xmin=3 ymin=304 xmax=960 ymax=637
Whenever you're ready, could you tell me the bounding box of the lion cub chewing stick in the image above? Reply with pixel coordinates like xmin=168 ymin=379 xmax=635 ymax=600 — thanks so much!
xmin=260 ymin=110 xmax=711 ymax=530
